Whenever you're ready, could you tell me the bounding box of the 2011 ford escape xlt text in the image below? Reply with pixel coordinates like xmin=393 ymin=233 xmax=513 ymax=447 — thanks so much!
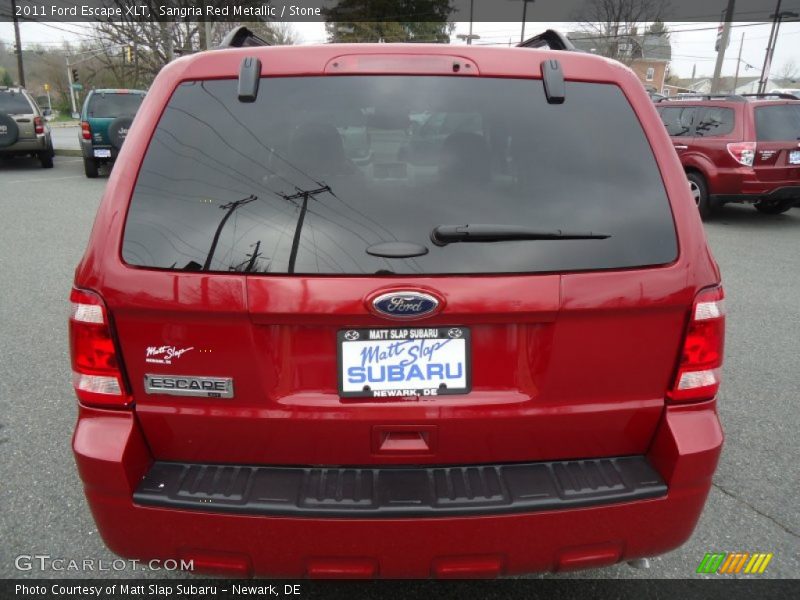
xmin=70 ymin=30 xmax=725 ymax=578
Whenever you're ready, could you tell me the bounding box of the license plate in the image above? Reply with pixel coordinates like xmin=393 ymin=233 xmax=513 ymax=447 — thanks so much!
xmin=93 ymin=148 xmax=111 ymax=158
xmin=338 ymin=327 xmax=471 ymax=398
xmin=789 ymin=150 xmax=800 ymax=165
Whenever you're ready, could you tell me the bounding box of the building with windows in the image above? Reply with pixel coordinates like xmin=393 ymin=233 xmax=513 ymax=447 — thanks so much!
xmin=567 ymin=29 xmax=671 ymax=93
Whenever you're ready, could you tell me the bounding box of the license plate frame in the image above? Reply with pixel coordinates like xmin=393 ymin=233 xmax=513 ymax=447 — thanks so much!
xmin=789 ymin=150 xmax=800 ymax=165
xmin=337 ymin=327 xmax=471 ymax=399
xmin=93 ymin=148 xmax=111 ymax=158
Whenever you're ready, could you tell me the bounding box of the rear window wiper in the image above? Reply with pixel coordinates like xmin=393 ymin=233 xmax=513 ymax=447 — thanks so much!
xmin=431 ymin=224 xmax=611 ymax=246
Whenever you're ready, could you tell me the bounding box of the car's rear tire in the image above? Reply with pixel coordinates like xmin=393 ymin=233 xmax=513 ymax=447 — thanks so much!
xmin=39 ymin=144 xmax=54 ymax=168
xmin=754 ymin=198 xmax=794 ymax=215
xmin=84 ymin=157 xmax=99 ymax=178
xmin=687 ymin=172 xmax=715 ymax=220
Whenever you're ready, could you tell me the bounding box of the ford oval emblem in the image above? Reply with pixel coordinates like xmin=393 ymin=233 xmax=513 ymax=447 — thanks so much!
xmin=371 ymin=291 xmax=440 ymax=319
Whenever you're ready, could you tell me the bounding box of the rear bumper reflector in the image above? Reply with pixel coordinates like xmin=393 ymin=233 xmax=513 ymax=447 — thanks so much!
xmin=133 ymin=456 xmax=666 ymax=518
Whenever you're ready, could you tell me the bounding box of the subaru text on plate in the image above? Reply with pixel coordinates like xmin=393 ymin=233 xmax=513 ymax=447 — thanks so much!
xmin=70 ymin=29 xmax=725 ymax=578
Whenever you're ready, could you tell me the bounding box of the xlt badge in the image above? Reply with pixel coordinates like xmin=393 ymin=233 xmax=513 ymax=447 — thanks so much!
xmin=144 ymin=375 xmax=234 ymax=398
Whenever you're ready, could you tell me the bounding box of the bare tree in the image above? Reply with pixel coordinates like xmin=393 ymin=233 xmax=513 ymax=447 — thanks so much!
xmin=571 ymin=0 xmax=670 ymax=65
xmin=775 ymin=59 xmax=798 ymax=84
xmin=89 ymin=1 xmax=278 ymax=87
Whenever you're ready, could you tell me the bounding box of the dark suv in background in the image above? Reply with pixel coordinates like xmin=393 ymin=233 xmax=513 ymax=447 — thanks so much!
xmin=79 ymin=88 xmax=146 ymax=178
xmin=0 ymin=86 xmax=54 ymax=168
xmin=657 ymin=94 xmax=800 ymax=218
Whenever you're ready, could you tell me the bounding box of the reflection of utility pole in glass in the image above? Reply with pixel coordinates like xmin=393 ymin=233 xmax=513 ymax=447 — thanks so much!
xmin=203 ymin=195 xmax=258 ymax=271
xmin=281 ymin=186 xmax=332 ymax=274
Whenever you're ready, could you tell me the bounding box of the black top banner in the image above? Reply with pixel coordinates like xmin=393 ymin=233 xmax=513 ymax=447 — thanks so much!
xmin=1 ymin=0 xmax=798 ymax=23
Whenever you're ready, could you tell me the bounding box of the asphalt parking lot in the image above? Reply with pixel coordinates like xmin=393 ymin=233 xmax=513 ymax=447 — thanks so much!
xmin=0 ymin=155 xmax=797 ymax=581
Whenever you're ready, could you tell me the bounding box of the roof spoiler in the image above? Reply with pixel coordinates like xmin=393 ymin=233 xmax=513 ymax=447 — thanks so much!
xmin=218 ymin=26 xmax=270 ymax=49
xmin=518 ymin=30 xmax=576 ymax=51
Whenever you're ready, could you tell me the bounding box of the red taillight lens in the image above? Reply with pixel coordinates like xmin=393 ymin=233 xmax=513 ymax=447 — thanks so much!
xmin=726 ymin=142 xmax=756 ymax=167
xmin=34 ymin=116 xmax=44 ymax=135
xmin=81 ymin=121 xmax=92 ymax=140
xmin=668 ymin=286 xmax=725 ymax=403
xmin=69 ymin=288 xmax=131 ymax=408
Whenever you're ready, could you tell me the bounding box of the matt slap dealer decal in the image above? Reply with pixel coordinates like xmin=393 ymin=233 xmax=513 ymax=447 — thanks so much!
xmin=145 ymin=345 xmax=194 ymax=365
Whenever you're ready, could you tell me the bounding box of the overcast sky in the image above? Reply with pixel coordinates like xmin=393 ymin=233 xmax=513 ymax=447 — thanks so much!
xmin=2 ymin=20 xmax=799 ymax=81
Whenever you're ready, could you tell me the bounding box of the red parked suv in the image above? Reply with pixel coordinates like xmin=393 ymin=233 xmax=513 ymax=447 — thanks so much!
xmin=70 ymin=30 xmax=725 ymax=578
xmin=656 ymin=94 xmax=800 ymax=218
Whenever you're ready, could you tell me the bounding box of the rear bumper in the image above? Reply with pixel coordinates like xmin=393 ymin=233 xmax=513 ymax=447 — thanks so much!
xmin=0 ymin=136 xmax=49 ymax=153
xmin=709 ymin=167 xmax=800 ymax=201
xmin=80 ymin=140 xmax=116 ymax=161
xmin=73 ymin=402 xmax=723 ymax=578
xmin=713 ymin=186 xmax=800 ymax=204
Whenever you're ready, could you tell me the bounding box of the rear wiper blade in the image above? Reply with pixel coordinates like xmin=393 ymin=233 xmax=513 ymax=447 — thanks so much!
xmin=430 ymin=224 xmax=611 ymax=246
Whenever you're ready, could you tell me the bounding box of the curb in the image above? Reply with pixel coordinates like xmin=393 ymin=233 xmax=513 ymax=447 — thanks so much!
xmin=55 ymin=149 xmax=83 ymax=157
xmin=48 ymin=121 xmax=80 ymax=129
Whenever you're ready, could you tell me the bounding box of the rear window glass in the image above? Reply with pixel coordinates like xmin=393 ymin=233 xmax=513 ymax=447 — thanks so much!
xmin=0 ymin=91 xmax=33 ymax=114
xmin=755 ymin=104 xmax=800 ymax=141
xmin=86 ymin=93 xmax=144 ymax=118
xmin=122 ymin=77 xmax=677 ymax=275
xmin=657 ymin=106 xmax=697 ymax=137
xmin=694 ymin=107 xmax=735 ymax=137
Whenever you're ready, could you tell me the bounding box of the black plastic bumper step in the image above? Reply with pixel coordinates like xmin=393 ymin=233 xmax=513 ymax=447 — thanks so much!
xmin=134 ymin=456 xmax=666 ymax=518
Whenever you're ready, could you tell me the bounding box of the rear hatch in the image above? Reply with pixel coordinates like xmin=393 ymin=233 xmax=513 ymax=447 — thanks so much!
xmin=0 ymin=90 xmax=35 ymax=140
xmin=753 ymin=102 xmax=800 ymax=181
xmin=85 ymin=91 xmax=144 ymax=147
xmin=112 ymin=70 xmax=687 ymax=466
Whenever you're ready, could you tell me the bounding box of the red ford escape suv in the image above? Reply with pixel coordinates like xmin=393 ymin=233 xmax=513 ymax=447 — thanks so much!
xmin=656 ymin=93 xmax=800 ymax=219
xmin=70 ymin=30 xmax=725 ymax=578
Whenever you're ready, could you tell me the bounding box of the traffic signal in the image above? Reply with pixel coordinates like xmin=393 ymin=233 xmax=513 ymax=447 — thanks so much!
xmin=44 ymin=83 xmax=50 ymax=92
xmin=72 ymin=68 xmax=79 ymax=83
xmin=124 ymin=46 xmax=134 ymax=63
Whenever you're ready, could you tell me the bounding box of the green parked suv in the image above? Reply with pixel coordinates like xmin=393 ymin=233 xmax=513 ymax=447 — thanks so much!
xmin=0 ymin=86 xmax=54 ymax=168
xmin=79 ymin=89 xmax=146 ymax=178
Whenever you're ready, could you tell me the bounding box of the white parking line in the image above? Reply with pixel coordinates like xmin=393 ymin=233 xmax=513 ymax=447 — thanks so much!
xmin=2 ymin=175 xmax=84 ymax=185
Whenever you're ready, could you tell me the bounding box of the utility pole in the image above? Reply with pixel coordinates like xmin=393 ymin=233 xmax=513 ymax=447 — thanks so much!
xmin=759 ymin=0 xmax=782 ymax=93
xmin=711 ymin=0 xmax=735 ymax=94
xmin=66 ymin=57 xmax=77 ymax=116
xmin=757 ymin=2 xmax=799 ymax=93
xmin=733 ymin=32 xmax=745 ymax=91
xmin=519 ymin=0 xmax=534 ymax=43
xmin=11 ymin=0 xmax=25 ymax=87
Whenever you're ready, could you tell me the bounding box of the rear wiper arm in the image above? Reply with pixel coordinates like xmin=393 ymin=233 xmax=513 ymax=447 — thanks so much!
xmin=430 ymin=224 xmax=611 ymax=246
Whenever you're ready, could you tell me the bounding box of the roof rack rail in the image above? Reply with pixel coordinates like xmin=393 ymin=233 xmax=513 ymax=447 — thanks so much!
xmin=218 ymin=26 xmax=270 ymax=49
xmin=740 ymin=93 xmax=799 ymax=100
xmin=518 ymin=30 xmax=576 ymax=51
xmin=657 ymin=94 xmax=747 ymax=102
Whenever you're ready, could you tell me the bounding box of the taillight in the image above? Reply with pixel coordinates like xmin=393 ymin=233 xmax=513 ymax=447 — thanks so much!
xmin=726 ymin=142 xmax=756 ymax=167
xmin=34 ymin=116 xmax=44 ymax=135
xmin=668 ymin=286 xmax=725 ymax=404
xmin=69 ymin=288 xmax=131 ymax=408
xmin=81 ymin=121 xmax=92 ymax=140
